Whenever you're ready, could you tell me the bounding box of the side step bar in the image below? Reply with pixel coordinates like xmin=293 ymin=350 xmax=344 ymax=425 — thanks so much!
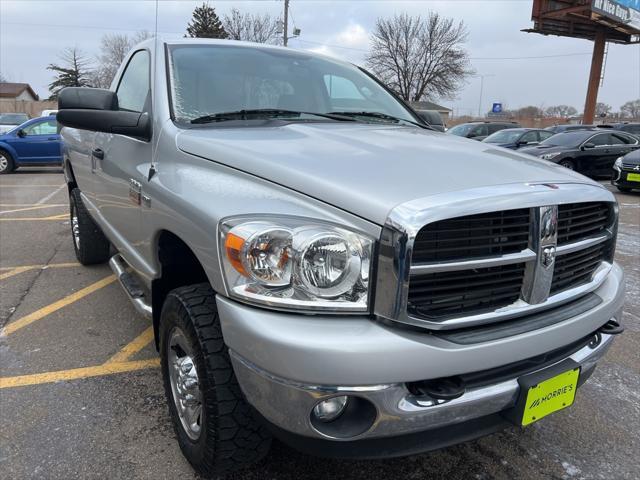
xmin=109 ymin=254 xmax=152 ymax=319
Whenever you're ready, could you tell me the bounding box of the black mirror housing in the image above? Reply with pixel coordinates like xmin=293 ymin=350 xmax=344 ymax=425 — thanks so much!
xmin=57 ymin=87 xmax=151 ymax=141
xmin=57 ymin=110 xmax=151 ymax=141
xmin=58 ymin=87 xmax=118 ymax=111
xmin=16 ymin=129 xmax=26 ymax=138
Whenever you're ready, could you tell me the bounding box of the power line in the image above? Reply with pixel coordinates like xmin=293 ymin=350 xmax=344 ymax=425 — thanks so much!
xmin=0 ymin=21 xmax=603 ymax=61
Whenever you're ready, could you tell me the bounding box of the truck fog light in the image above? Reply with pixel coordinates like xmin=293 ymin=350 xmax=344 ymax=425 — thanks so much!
xmin=313 ymin=396 xmax=349 ymax=422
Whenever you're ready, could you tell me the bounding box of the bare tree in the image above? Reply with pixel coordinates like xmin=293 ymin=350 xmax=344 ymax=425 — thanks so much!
xmin=621 ymin=99 xmax=640 ymax=119
xmin=0 ymin=72 xmax=8 ymax=83
xmin=223 ymin=8 xmax=280 ymax=44
xmin=516 ymin=106 xmax=543 ymax=119
xmin=91 ymin=31 xmax=153 ymax=89
xmin=545 ymin=105 xmax=577 ymax=118
xmin=47 ymin=47 xmax=93 ymax=100
xmin=366 ymin=12 xmax=473 ymax=102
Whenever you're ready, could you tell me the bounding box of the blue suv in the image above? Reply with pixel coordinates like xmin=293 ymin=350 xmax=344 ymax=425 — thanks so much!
xmin=0 ymin=115 xmax=62 ymax=174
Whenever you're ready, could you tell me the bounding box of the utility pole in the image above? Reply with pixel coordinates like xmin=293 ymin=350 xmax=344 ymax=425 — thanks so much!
xmin=583 ymin=29 xmax=606 ymax=125
xmin=283 ymin=0 xmax=289 ymax=47
xmin=477 ymin=74 xmax=495 ymax=118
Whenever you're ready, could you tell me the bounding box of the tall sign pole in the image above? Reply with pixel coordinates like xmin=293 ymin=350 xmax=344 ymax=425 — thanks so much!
xmin=583 ymin=29 xmax=606 ymax=124
xmin=283 ymin=0 xmax=289 ymax=47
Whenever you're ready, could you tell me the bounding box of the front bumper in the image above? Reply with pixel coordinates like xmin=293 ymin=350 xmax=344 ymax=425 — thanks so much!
xmin=612 ymin=168 xmax=640 ymax=190
xmin=217 ymin=263 xmax=624 ymax=451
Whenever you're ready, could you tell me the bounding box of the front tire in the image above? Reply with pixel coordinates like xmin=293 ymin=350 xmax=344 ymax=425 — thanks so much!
xmin=160 ymin=284 xmax=271 ymax=478
xmin=0 ymin=150 xmax=15 ymax=174
xmin=69 ymin=188 xmax=111 ymax=265
xmin=558 ymin=159 xmax=575 ymax=170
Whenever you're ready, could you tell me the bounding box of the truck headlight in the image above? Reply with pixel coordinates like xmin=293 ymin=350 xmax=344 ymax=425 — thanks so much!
xmin=540 ymin=152 xmax=561 ymax=160
xmin=219 ymin=217 xmax=373 ymax=312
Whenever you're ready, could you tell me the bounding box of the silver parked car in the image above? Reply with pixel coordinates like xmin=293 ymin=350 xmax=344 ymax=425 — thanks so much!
xmin=57 ymin=39 xmax=625 ymax=478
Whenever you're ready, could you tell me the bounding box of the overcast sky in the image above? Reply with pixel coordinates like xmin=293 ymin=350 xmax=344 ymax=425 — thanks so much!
xmin=1 ymin=0 xmax=639 ymax=115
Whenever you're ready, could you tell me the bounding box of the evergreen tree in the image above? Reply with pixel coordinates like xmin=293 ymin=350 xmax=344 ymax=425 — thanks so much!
xmin=47 ymin=47 xmax=93 ymax=100
xmin=185 ymin=2 xmax=228 ymax=39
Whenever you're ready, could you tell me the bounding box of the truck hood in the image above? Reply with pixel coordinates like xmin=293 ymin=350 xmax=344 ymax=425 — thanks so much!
xmin=177 ymin=123 xmax=597 ymax=225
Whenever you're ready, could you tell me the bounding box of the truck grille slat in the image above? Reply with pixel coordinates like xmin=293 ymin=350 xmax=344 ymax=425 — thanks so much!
xmin=408 ymin=264 xmax=525 ymax=319
xmin=557 ymin=202 xmax=612 ymax=245
xmin=412 ymin=208 xmax=531 ymax=263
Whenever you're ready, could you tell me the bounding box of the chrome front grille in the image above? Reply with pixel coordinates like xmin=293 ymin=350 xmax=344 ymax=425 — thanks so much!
xmin=374 ymin=183 xmax=618 ymax=331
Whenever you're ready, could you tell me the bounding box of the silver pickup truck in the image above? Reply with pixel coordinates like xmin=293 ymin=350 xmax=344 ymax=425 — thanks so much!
xmin=57 ymin=39 xmax=625 ymax=477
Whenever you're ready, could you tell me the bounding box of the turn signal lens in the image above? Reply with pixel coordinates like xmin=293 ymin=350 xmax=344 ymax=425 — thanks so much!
xmin=224 ymin=223 xmax=293 ymax=286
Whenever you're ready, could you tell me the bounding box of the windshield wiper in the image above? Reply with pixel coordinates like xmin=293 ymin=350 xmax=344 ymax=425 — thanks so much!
xmin=328 ymin=111 xmax=431 ymax=129
xmin=190 ymin=109 xmax=356 ymax=124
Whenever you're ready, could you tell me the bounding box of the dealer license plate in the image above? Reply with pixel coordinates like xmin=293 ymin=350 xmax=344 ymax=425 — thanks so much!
xmin=520 ymin=368 xmax=580 ymax=426
xmin=626 ymin=172 xmax=640 ymax=183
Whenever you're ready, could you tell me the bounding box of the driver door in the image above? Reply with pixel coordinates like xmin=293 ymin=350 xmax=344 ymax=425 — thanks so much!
xmin=92 ymin=49 xmax=152 ymax=268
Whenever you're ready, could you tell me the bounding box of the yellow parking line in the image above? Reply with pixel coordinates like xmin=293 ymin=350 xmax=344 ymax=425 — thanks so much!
xmin=1 ymin=275 xmax=117 ymax=336
xmin=0 ymin=262 xmax=80 ymax=281
xmin=0 ymin=359 xmax=160 ymax=389
xmin=106 ymin=327 xmax=155 ymax=364
xmin=0 ymin=213 xmax=68 ymax=221
xmin=0 ymin=205 xmax=68 ymax=215
xmin=0 ymin=184 xmax=64 ymax=188
xmin=0 ymin=203 xmax=67 ymax=207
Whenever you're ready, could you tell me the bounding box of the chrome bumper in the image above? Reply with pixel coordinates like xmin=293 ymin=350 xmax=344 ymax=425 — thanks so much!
xmin=230 ymin=333 xmax=616 ymax=441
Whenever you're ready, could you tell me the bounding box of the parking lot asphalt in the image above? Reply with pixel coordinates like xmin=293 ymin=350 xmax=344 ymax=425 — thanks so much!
xmin=1 ymin=169 xmax=638 ymax=480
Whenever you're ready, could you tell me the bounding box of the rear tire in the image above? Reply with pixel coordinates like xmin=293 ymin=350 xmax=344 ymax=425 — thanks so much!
xmin=0 ymin=150 xmax=15 ymax=174
xmin=617 ymin=186 xmax=633 ymax=193
xmin=558 ymin=159 xmax=575 ymax=170
xmin=69 ymin=188 xmax=111 ymax=265
xmin=160 ymin=284 xmax=271 ymax=478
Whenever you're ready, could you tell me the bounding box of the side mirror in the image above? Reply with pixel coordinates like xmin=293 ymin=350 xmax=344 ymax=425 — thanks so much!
xmin=57 ymin=87 xmax=151 ymax=141
xmin=582 ymin=142 xmax=596 ymax=150
xmin=16 ymin=129 xmax=26 ymax=138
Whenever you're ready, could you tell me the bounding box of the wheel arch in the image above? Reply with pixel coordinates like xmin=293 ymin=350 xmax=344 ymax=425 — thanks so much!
xmin=0 ymin=141 xmax=18 ymax=162
xmin=151 ymin=230 xmax=210 ymax=348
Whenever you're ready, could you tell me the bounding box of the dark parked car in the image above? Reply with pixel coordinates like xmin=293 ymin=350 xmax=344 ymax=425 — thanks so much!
xmin=0 ymin=116 xmax=61 ymax=174
xmin=544 ymin=124 xmax=613 ymax=134
xmin=520 ymin=129 xmax=640 ymax=177
xmin=609 ymin=122 xmax=640 ymax=139
xmin=415 ymin=110 xmax=446 ymax=132
xmin=612 ymin=149 xmax=640 ymax=192
xmin=482 ymin=128 xmax=555 ymax=150
xmin=447 ymin=121 xmax=521 ymax=141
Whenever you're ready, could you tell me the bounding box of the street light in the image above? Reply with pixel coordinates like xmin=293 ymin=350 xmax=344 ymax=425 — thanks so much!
xmin=477 ymin=74 xmax=496 ymax=118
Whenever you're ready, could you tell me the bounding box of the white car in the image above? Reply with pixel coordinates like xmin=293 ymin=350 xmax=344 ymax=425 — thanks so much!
xmin=0 ymin=113 xmax=29 ymax=134
xmin=40 ymin=109 xmax=58 ymax=117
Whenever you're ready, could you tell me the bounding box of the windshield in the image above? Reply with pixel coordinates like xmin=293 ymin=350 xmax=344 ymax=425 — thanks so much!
xmin=168 ymin=44 xmax=417 ymax=125
xmin=0 ymin=113 xmax=28 ymax=125
xmin=484 ymin=130 xmax=523 ymax=143
xmin=540 ymin=131 xmax=588 ymax=147
xmin=448 ymin=124 xmax=473 ymax=136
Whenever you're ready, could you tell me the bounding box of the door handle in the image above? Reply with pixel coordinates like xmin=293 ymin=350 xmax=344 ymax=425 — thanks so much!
xmin=47 ymin=137 xmax=57 ymax=141
xmin=92 ymin=148 xmax=104 ymax=160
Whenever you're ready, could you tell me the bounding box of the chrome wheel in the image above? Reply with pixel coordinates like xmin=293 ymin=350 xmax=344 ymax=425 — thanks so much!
xmin=71 ymin=204 xmax=81 ymax=250
xmin=168 ymin=327 xmax=202 ymax=441
xmin=0 ymin=153 xmax=8 ymax=173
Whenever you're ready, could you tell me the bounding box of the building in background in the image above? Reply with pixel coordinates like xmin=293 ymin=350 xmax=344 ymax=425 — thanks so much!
xmin=0 ymin=82 xmax=56 ymax=117
xmin=410 ymin=101 xmax=453 ymax=120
